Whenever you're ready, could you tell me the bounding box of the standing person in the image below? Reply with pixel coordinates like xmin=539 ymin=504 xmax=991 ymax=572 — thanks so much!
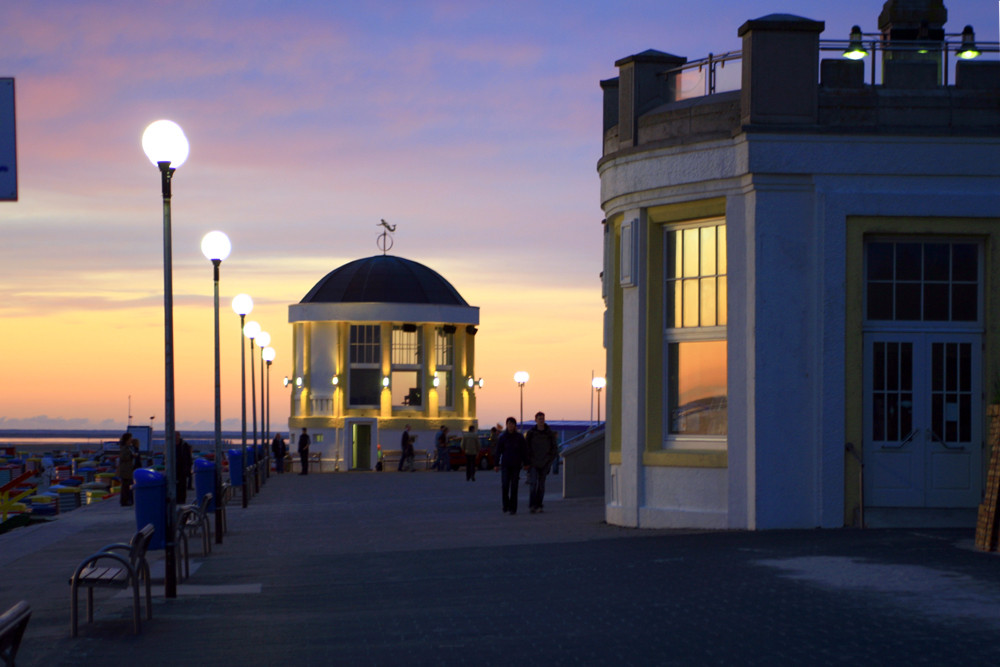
xmin=495 ymin=417 xmax=527 ymax=514
xmin=398 ymin=425 xmax=411 ymax=471
xmin=271 ymin=432 xmax=286 ymax=473
xmin=525 ymin=411 xmax=559 ymax=514
xmin=117 ymin=432 xmax=135 ymax=507
xmin=461 ymin=425 xmax=479 ymax=481
xmin=434 ymin=425 xmax=450 ymax=472
xmin=298 ymin=427 xmax=311 ymax=475
xmin=175 ymin=432 xmax=193 ymax=505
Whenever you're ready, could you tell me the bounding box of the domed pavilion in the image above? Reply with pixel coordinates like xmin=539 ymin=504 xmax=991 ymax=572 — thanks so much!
xmin=286 ymin=254 xmax=480 ymax=471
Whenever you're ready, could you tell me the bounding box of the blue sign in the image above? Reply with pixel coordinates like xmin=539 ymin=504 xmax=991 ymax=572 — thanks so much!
xmin=0 ymin=78 xmax=15 ymax=201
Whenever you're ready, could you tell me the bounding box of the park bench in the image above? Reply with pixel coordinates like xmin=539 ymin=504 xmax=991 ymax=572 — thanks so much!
xmin=178 ymin=493 xmax=212 ymax=557
xmin=69 ymin=523 xmax=154 ymax=637
xmin=0 ymin=600 xmax=30 ymax=667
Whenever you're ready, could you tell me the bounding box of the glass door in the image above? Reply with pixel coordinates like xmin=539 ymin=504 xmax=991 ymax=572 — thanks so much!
xmin=864 ymin=333 xmax=982 ymax=508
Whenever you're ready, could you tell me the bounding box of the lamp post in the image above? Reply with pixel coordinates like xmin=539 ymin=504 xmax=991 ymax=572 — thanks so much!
xmin=141 ymin=119 xmax=188 ymax=600
xmin=201 ymin=231 xmax=230 ymax=545
xmin=592 ymin=376 xmax=607 ymax=424
xmin=231 ymin=293 xmax=253 ymax=508
xmin=244 ymin=320 xmax=261 ymax=494
xmin=263 ymin=346 xmax=275 ymax=478
xmin=256 ymin=331 xmax=271 ymax=483
xmin=513 ymin=371 xmax=529 ymax=428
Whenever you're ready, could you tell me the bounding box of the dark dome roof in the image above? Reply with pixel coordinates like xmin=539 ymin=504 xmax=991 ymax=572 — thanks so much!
xmin=300 ymin=255 xmax=469 ymax=306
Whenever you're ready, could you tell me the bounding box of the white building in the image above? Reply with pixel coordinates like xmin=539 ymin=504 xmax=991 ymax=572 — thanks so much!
xmin=287 ymin=253 xmax=480 ymax=471
xmin=598 ymin=3 xmax=1000 ymax=529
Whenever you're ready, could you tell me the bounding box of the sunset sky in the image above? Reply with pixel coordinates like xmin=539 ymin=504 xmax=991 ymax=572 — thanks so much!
xmin=1 ymin=1 xmax=995 ymax=432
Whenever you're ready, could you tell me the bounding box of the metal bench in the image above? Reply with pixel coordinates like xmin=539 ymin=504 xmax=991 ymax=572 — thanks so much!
xmin=69 ymin=523 xmax=154 ymax=637
xmin=0 ymin=601 xmax=31 ymax=667
xmin=178 ymin=493 xmax=212 ymax=557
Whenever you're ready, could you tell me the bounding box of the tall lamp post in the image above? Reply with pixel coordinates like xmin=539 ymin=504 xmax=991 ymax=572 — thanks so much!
xmin=244 ymin=320 xmax=261 ymax=494
xmin=256 ymin=331 xmax=271 ymax=483
xmin=263 ymin=346 xmax=275 ymax=477
xmin=514 ymin=371 xmax=529 ymax=428
xmin=592 ymin=376 xmax=607 ymax=424
xmin=142 ymin=119 xmax=188 ymax=599
xmin=201 ymin=231 xmax=230 ymax=544
xmin=232 ymin=293 xmax=253 ymax=508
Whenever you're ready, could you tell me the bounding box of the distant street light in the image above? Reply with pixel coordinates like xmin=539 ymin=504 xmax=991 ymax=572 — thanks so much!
xmin=244 ymin=320 xmax=261 ymax=494
xmin=201 ymin=230 xmax=230 ymax=545
xmin=263 ymin=346 xmax=275 ymax=477
xmin=256 ymin=331 xmax=271 ymax=483
xmin=141 ymin=119 xmax=189 ymax=600
xmin=231 ymin=293 xmax=253 ymax=508
xmin=514 ymin=371 xmax=529 ymax=427
xmin=592 ymin=376 xmax=607 ymax=424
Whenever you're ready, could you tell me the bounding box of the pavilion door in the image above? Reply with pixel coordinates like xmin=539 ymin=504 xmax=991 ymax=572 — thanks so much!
xmin=863 ymin=333 xmax=982 ymax=508
xmin=352 ymin=423 xmax=372 ymax=470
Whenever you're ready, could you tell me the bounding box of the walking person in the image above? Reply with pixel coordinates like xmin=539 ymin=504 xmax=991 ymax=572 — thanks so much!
xmin=495 ymin=417 xmax=527 ymax=514
xmin=525 ymin=411 xmax=559 ymax=513
xmin=271 ymin=432 xmax=286 ymax=473
xmin=117 ymin=432 xmax=135 ymax=507
xmin=398 ymin=425 xmax=411 ymax=471
xmin=461 ymin=425 xmax=479 ymax=481
xmin=175 ymin=432 xmax=193 ymax=505
xmin=298 ymin=427 xmax=311 ymax=475
xmin=434 ymin=425 xmax=450 ymax=471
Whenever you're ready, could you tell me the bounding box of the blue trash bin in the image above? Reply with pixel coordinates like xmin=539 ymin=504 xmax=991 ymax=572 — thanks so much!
xmin=133 ymin=468 xmax=166 ymax=550
xmin=227 ymin=449 xmax=243 ymax=487
xmin=194 ymin=458 xmax=216 ymax=511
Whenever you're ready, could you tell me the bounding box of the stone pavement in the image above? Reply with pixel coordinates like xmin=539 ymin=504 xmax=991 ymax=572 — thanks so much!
xmin=3 ymin=469 xmax=1000 ymax=666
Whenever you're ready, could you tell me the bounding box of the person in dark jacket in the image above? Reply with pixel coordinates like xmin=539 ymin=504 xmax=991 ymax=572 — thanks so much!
xmin=494 ymin=416 xmax=527 ymax=515
xmin=525 ymin=411 xmax=559 ymax=513
xmin=298 ymin=427 xmax=311 ymax=475
xmin=175 ymin=432 xmax=193 ymax=505
xmin=271 ymin=432 xmax=287 ymax=473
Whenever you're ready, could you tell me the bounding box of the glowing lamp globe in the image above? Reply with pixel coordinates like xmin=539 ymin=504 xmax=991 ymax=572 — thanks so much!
xmin=256 ymin=331 xmax=271 ymax=348
xmin=514 ymin=371 xmax=529 ymax=385
xmin=262 ymin=347 xmax=276 ymax=363
xmin=201 ymin=231 xmax=232 ymax=262
xmin=142 ymin=120 xmax=189 ymax=168
xmin=592 ymin=376 xmax=607 ymax=390
xmin=244 ymin=320 xmax=261 ymax=339
xmin=232 ymin=293 xmax=254 ymax=316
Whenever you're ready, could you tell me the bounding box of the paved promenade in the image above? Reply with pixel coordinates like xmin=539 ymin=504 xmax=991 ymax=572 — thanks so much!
xmin=2 ymin=469 xmax=1000 ymax=666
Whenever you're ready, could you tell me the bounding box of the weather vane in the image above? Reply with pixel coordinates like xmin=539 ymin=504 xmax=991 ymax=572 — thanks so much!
xmin=377 ymin=218 xmax=396 ymax=255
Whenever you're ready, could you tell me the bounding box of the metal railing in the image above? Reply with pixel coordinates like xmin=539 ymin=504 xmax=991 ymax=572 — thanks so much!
xmin=660 ymin=37 xmax=999 ymax=103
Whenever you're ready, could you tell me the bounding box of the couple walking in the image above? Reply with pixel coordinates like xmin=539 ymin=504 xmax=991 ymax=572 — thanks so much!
xmin=494 ymin=412 xmax=558 ymax=515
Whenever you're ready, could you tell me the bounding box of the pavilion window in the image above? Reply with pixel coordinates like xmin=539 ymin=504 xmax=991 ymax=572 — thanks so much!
xmin=391 ymin=326 xmax=423 ymax=409
xmin=435 ymin=328 xmax=454 ymax=409
xmin=349 ymin=324 xmax=381 ymax=407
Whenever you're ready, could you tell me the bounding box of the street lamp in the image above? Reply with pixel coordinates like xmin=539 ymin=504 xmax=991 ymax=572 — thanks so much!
xmin=256 ymin=331 xmax=271 ymax=483
xmin=514 ymin=371 xmax=529 ymax=428
xmin=263 ymin=346 xmax=275 ymax=477
xmin=142 ymin=119 xmax=189 ymax=599
xmin=200 ymin=230 xmax=230 ymax=545
xmin=592 ymin=376 xmax=607 ymax=424
xmin=232 ymin=293 xmax=253 ymax=508
xmin=244 ymin=320 xmax=261 ymax=493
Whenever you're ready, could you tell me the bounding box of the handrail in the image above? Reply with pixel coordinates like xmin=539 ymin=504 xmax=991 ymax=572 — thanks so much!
xmin=559 ymin=424 xmax=606 ymax=453
xmin=655 ymin=37 xmax=1000 ymax=104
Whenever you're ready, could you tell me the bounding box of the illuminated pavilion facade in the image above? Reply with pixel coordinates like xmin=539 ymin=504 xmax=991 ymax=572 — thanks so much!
xmin=286 ymin=254 xmax=480 ymax=471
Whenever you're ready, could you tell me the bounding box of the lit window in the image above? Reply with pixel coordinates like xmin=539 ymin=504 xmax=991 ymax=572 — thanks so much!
xmin=392 ymin=326 xmax=422 ymax=409
xmin=349 ymin=325 xmax=381 ymax=406
xmin=663 ymin=220 xmax=727 ymax=445
xmin=436 ymin=328 xmax=454 ymax=409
